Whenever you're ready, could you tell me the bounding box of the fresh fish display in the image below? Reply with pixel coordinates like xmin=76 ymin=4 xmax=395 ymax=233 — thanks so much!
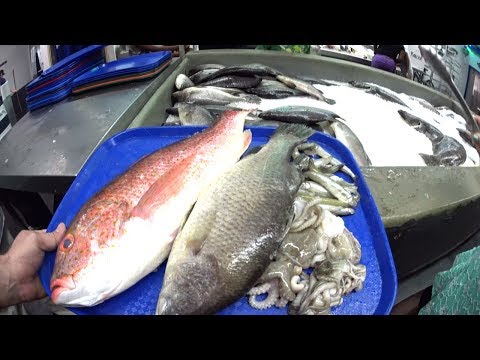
xmin=276 ymin=75 xmax=336 ymax=105
xmin=50 ymin=110 xmax=252 ymax=307
xmin=166 ymin=62 xmax=478 ymax=167
xmin=398 ymin=110 xmax=466 ymax=166
xmin=201 ymin=63 xmax=283 ymax=83
xmin=175 ymin=74 xmax=194 ymax=91
xmin=172 ymin=87 xmax=261 ymax=106
xmin=199 ymin=75 xmax=262 ymax=89
xmin=259 ymin=105 xmax=341 ymax=124
xmin=156 ymin=124 xmax=315 ymax=315
xmin=329 ymin=120 xmax=372 ymax=166
xmin=187 ymin=64 xmax=225 ymax=77
xmin=244 ymin=79 xmax=306 ymax=99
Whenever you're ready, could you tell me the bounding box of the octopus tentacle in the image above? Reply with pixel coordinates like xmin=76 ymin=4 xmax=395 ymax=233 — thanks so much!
xmin=311 ymin=253 xmax=326 ymax=266
xmin=291 ymin=214 xmax=318 ymax=232
xmin=290 ymin=275 xmax=305 ymax=293
xmin=248 ymin=282 xmax=271 ymax=296
xmin=248 ymin=280 xmax=279 ymax=310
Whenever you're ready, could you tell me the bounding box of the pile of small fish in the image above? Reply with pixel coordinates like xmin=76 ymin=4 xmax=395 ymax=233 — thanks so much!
xmin=167 ymin=62 xmax=478 ymax=167
xmin=49 ymin=110 xmax=365 ymax=315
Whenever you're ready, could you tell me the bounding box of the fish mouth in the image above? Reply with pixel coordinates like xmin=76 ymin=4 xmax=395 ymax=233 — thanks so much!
xmin=50 ymin=275 xmax=76 ymax=303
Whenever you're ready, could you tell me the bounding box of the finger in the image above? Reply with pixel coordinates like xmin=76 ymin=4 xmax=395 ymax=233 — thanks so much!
xmin=36 ymin=223 xmax=67 ymax=251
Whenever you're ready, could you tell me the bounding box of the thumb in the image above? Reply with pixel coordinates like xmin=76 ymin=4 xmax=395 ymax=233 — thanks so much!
xmin=36 ymin=223 xmax=67 ymax=251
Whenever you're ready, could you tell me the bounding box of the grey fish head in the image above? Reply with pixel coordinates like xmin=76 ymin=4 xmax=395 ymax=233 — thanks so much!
xmin=157 ymin=254 xmax=223 ymax=315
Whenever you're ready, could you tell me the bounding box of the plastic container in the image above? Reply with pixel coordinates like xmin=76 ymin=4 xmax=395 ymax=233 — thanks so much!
xmin=39 ymin=126 xmax=397 ymax=315
xmin=71 ymin=52 xmax=172 ymax=87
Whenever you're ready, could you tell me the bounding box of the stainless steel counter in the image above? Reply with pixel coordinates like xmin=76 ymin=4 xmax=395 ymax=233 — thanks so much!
xmin=0 ymin=58 xmax=179 ymax=194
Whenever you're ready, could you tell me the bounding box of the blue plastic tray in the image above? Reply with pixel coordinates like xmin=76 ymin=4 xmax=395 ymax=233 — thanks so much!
xmin=71 ymin=52 xmax=172 ymax=87
xmin=39 ymin=126 xmax=397 ymax=315
xmin=27 ymin=87 xmax=72 ymax=111
xmin=27 ymin=52 xmax=103 ymax=90
xmin=38 ymin=45 xmax=104 ymax=78
xmin=27 ymin=59 xmax=104 ymax=102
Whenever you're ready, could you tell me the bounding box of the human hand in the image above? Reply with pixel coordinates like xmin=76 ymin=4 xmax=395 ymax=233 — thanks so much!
xmin=0 ymin=223 xmax=66 ymax=308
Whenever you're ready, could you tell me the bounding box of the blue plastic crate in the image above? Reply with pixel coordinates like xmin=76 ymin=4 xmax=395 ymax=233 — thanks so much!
xmin=39 ymin=126 xmax=397 ymax=315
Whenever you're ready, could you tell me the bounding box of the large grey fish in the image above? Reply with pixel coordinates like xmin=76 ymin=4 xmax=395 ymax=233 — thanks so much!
xmin=189 ymin=69 xmax=221 ymax=84
xmin=175 ymin=74 xmax=194 ymax=91
xmin=259 ymin=105 xmax=341 ymax=124
xmin=199 ymin=75 xmax=262 ymax=89
xmin=244 ymin=80 xmax=306 ymax=99
xmin=156 ymin=124 xmax=315 ymax=315
xmin=187 ymin=64 xmax=225 ymax=77
xmin=276 ymin=75 xmax=336 ymax=105
xmin=201 ymin=63 xmax=283 ymax=83
xmin=329 ymin=120 xmax=372 ymax=166
xmin=366 ymin=86 xmax=410 ymax=108
xmin=398 ymin=110 xmax=466 ymax=166
xmin=172 ymin=87 xmax=261 ymax=106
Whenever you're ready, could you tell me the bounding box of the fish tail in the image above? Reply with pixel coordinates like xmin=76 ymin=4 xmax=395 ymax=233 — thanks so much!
xmin=420 ymin=153 xmax=439 ymax=166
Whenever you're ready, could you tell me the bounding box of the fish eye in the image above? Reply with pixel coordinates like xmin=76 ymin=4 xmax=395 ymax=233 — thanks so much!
xmin=61 ymin=235 xmax=74 ymax=251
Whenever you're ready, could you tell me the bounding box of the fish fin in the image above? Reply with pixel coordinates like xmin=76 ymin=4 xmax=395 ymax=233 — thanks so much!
xmin=180 ymin=209 xmax=219 ymax=257
xmin=131 ymin=155 xmax=197 ymax=220
xmin=419 ymin=153 xmax=440 ymax=166
xmin=272 ymin=123 xmax=316 ymax=143
xmin=242 ymin=130 xmax=253 ymax=153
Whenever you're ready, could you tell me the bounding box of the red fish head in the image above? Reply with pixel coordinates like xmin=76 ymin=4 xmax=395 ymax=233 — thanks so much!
xmin=50 ymin=198 xmax=130 ymax=307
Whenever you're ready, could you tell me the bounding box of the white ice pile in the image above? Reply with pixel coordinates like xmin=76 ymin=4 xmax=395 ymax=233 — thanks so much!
xmin=253 ymin=81 xmax=478 ymax=167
